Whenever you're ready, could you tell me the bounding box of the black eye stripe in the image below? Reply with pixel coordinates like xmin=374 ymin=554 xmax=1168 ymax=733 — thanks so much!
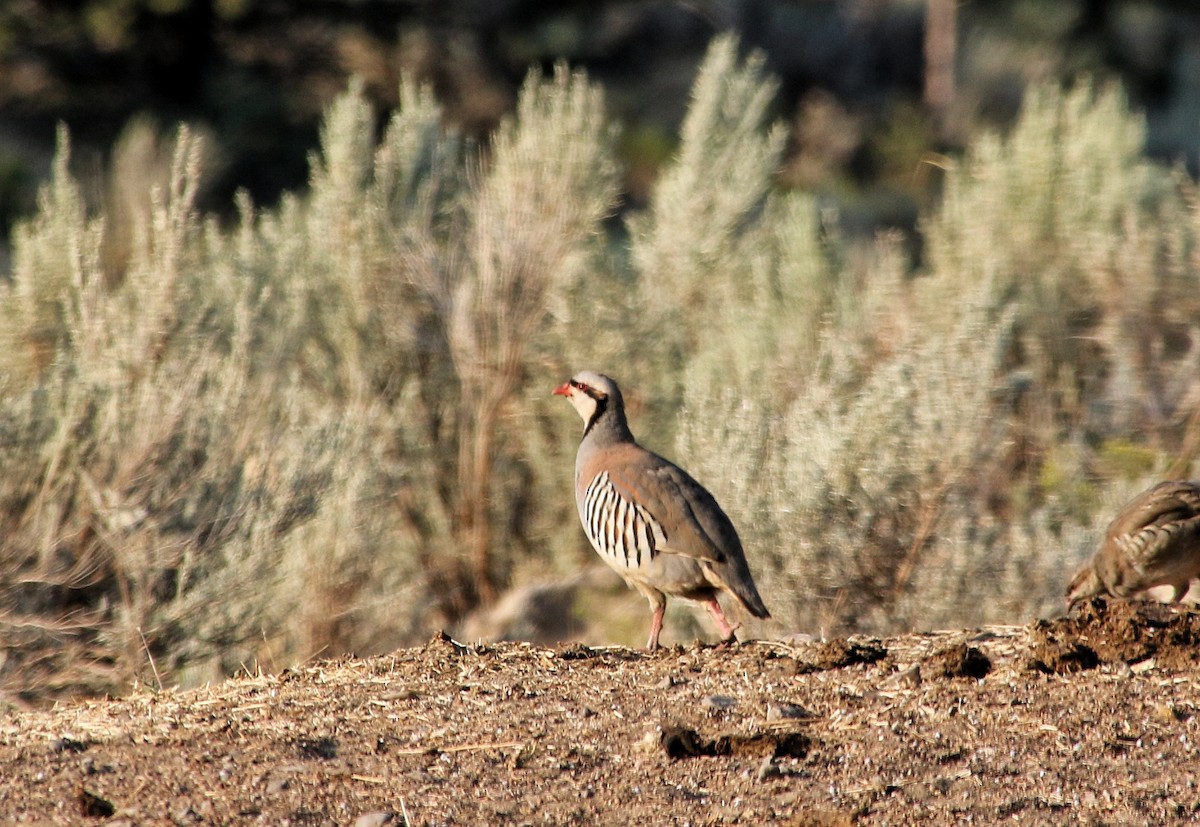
xmin=569 ymin=378 xmax=608 ymax=402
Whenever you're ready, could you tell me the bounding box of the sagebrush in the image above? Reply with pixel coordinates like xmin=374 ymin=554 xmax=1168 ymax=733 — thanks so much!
xmin=2 ymin=38 xmax=1198 ymax=700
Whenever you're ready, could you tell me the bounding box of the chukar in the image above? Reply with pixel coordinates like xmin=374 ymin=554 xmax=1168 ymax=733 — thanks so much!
xmin=554 ymin=371 xmax=770 ymax=649
xmin=1066 ymin=480 xmax=1200 ymax=610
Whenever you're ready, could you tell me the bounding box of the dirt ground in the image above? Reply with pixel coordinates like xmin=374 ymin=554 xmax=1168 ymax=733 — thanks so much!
xmin=3 ymin=600 xmax=1200 ymax=826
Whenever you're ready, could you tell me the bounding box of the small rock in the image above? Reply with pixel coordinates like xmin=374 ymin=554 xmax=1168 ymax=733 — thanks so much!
xmin=702 ymin=694 xmax=737 ymax=712
xmin=654 ymin=674 xmax=682 ymax=690
xmin=353 ymin=812 xmax=396 ymax=827
xmin=756 ymin=754 xmax=777 ymax=782
xmin=766 ymin=702 xmax=814 ymax=722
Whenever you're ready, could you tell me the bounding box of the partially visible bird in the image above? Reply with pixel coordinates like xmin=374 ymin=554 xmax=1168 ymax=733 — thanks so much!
xmin=1066 ymin=480 xmax=1200 ymax=611
xmin=553 ymin=371 xmax=770 ymax=649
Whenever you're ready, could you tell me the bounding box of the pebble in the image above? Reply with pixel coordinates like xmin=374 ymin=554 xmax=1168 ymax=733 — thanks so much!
xmin=654 ymin=674 xmax=680 ymax=690
xmin=756 ymin=754 xmax=777 ymax=782
xmin=702 ymin=694 xmax=737 ymax=712
xmin=765 ymin=702 xmax=813 ymax=721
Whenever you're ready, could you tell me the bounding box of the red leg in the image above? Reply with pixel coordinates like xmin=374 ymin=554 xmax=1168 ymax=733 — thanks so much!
xmin=705 ymin=598 xmax=739 ymax=643
xmin=646 ymin=605 xmax=665 ymax=650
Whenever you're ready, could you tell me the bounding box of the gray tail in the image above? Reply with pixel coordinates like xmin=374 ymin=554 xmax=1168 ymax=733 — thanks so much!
xmin=738 ymin=583 xmax=771 ymax=619
xmin=725 ymin=563 xmax=770 ymax=619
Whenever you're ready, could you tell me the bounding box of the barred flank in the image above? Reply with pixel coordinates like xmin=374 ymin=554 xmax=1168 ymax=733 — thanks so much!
xmin=582 ymin=471 xmax=667 ymax=570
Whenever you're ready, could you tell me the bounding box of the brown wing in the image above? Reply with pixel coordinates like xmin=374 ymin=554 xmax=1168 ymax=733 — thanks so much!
xmin=1108 ymin=481 xmax=1200 ymax=573
xmin=1108 ymin=481 xmax=1200 ymax=534
xmin=602 ymin=445 xmax=730 ymax=565
xmin=602 ymin=443 xmax=771 ymax=619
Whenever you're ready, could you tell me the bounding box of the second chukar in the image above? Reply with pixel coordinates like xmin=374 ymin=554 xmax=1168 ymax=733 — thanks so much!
xmin=1066 ymin=480 xmax=1200 ymax=610
xmin=554 ymin=371 xmax=770 ymax=649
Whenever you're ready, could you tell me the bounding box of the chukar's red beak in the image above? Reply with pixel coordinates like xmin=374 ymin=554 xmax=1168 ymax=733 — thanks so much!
xmin=552 ymin=382 xmax=572 ymax=396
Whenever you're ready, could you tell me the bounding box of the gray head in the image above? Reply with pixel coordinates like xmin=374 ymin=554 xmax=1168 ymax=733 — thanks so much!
xmin=553 ymin=371 xmax=631 ymax=440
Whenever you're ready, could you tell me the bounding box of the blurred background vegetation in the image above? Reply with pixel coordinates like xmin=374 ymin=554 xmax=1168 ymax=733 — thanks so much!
xmin=2 ymin=1 xmax=1200 ymax=703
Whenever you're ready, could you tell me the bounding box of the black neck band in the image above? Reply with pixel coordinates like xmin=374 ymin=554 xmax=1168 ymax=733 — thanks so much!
xmin=583 ymin=394 xmax=608 ymax=438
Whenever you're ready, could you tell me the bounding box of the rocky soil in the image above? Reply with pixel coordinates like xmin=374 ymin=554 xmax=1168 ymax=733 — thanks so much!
xmin=3 ymin=600 xmax=1200 ymax=825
